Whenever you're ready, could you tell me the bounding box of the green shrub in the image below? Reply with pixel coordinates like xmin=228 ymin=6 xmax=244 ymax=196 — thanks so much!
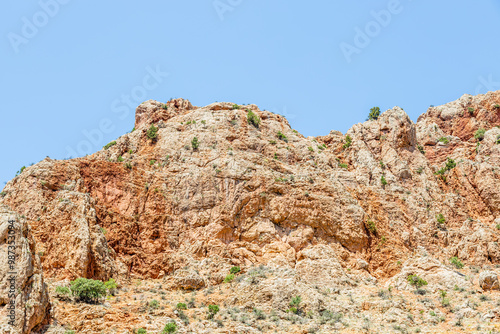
xmin=176 ymin=302 xmax=187 ymax=310
xmin=55 ymin=286 xmax=70 ymax=298
xmin=149 ymin=160 xmax=156 ymax=166
xmin=191 ymin=137 xmax=199 ymax=150
xmin=277 ymin=131 xmax=288 ymax=142
xmin=253 ymin=308 xmax=266 ymax=320
xmin=494 ymin=104 xmax=500 ymax=109
xmin=232 ymin=104 xmax=241 ymax=110
xmin=117 ymin=156 xmax=124 ymax=162
xmin=343 ymin=135 xmax=352 ymax=149
xmin=149 ymin=299 xmax=159 ymax=309
xmin=146 ymin=124 xmax=159 ymax=141
xmin=468 ymin=107 xmax=475 ymax=115
xmin=308 ymin=146 xmax=314 ymax=152
xmin=496 ymin=224 xmax=500 ymax=230
xmin=436 ymin=214 xmax=446 ymax=225
xmin=162 ymin=321 xmax=177 ymax=333
xmin=104 ymin=141 xmax=117 ymax=150
xmin=417 ymin=145 xmax=425 ymax=154
xmin=230 ymin=266 xmax=241 ymax=274
xmin=247 ymin=110 xmax=261 ymax=128
xmin=445 ymin=158 xmax=456 ymax=170
xmin=64 ymin=331 xmax=75 ymax=334
xmin=381 ymin=175 xmax=388 ymax=186
xmin=496 ymin=135 xmax=500 ymax=144
xmin=125 ymin=162 xmax=132 ymax=170
xmin=70 ymin=278 xmax=107 ymax=304
xmin=474 ymin=128 xmax=486 ymax=141
xmin=407 ymin=275 xmax=428 ymax=288
xmin=339 ymin=163 xmax=348 ymax=169
xmin=450 ymin=257 xmax=464 ymax=269
xmin=137 ymin=329 xmax=147 ymax=334
xmin=0 ymin=192 xmax=6 ymax=197
xmin=207 ymin=304 xmax=220 ymax=319
xmin=367 ymin=106 xmax=381 ymax=120
xmin=104 ymin=278 xmax=117 ymax=295
xmin=367 ymin=220 xmax=377 ymax=234
xmin=161 ymin=103 xmax=168 ymax=110
xmin=224 ymin=274 xmax=235 ymax=283
xmin=290 ymin=295 xmax=302 ymax=307
xmin=438 ymin=137 xmax=449 ymax=144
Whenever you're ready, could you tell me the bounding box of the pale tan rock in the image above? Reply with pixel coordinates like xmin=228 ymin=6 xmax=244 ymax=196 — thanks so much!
xmin=386 ymin=254 xmax=471 ymax=292
xmin=0 ymin=206 xmax=50 ymax=333
xmin=478 ymin=271 xmax=500 ymax=290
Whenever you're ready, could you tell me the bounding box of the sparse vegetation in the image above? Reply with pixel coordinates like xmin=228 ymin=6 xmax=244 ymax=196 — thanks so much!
xmin=191 ymin=137 xmax=200 ymax=150
xmin=224 ymin=274 xmax=235 ymax=283
xmin=308 ymin=146 xmax=314 ymax=152
xmin=366 ymin=220 xmax=377 ymax=234
xmin=146 ymin=124 xmax=159 ymax=141
xmin=70 ymin=278 xmax=107 ymax=304
xmin=55 ymin=286 xmax=70 ymax=299
xmin=474 ymin=128 xmax=486 ymax=141
xmin=435 ymin=158 xmax=456 ymax=180
xmin=437 ymin=213 xmax=446 ymax=225
xmin=339 ymin=163 xmax=348 ymax=169
xmin=104 ymin=278 xmax=117 ymax=295
xmin=450 ymin=257 xmax=464 ymax=269
xmin=207 ymin=304 xmax=220 ymax=319
xmin=117 ymin=156 xmax=124 ymax=162
xmin=176 ymin=302 xmax=187 ymax=310
xmin=417 ymin=145 xmax=425 ymax=154
xmin=247 ymin=110 xmax=261 ymax=128
xmin=277 ymin=131 xmax=288 ymax=142
xmin=230 ymin=266 xmax=241 ymax=274
xmin=367 ymin=106 xmax=381 ymax=120
xmin=232 ymin=104 xmax=241 ymax=110
xmin=149 ymin=299 xmax=160 ymax=309
xmin=407 ymin=275 xmax=428 ymax=288
xmin=343 ymin=135 xmax=352 ymax=149
xmin=381 ymin=175 xmax=388 ymax=186
xmin=162 ymin=321 xmax=177 ymax=333
xmin=468 ymin=107 xmax=475 ymax=115
xmin=438 ymin=137 xmax=449 ymax=144
xmin=104 ymin=141 xmax=117 ymax=150
xmin=287 ymin=295 xmax=302 ymax=314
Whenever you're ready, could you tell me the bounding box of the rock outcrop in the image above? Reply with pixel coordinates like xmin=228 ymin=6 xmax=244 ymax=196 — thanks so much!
xmin=0 ymin=206 xmax=50 ymax=333
xmin=0 ymin=90 xmax=499 ymax=333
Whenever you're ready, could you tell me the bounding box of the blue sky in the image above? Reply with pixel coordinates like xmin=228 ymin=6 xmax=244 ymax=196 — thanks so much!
xmin=1 ymin=0 xmax=499 ymax=186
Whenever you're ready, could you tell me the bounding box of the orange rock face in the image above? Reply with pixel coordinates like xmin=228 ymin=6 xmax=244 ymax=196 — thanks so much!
xmin=1 ymin=94 xmax=499 ymax=283
xmin=1 ymin=93 xmax=500 ymax=333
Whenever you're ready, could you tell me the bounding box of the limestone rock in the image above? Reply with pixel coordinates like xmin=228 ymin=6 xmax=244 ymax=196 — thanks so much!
xmin=0 ymin=206 xmax=50 ymax=333
xmin=478 ymin=271 xmax=500 ymax=290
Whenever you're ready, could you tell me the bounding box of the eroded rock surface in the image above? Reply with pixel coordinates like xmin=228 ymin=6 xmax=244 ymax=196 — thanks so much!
xmin=1 ymin=91 xmax=499 ymax=333
xmin=0 ymin=206 xmax=50 ymax=333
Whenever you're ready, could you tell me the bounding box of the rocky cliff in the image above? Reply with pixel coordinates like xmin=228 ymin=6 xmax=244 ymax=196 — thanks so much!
xmin=0 ymin=91 xmax=499 ymax=333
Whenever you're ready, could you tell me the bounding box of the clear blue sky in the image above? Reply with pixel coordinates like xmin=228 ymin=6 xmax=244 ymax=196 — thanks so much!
xmin=1 ymin=0 xmax=499 ymax=186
